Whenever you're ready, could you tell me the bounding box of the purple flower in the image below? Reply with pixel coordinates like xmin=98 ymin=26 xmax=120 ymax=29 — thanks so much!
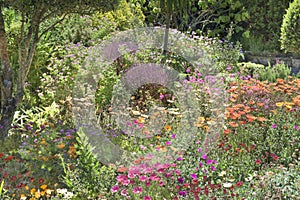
xmin=166 ymin=141 xmax=172 ymax=145
xmin=178 ymin=177 xmax=184 ymax=184
xmin=294 ymin=125 xmax=299 ymax=131
xmin=201 ymin=154 xmax=207 ymax=160
xmin=211 ymin=166 xmax=216 ymax=171
xmin=178 ymin=190 xmax=187 ymax=196
xmin=272 ymin=124 xmax=277 ymax=129
xmin=171 ymin=134 xmax=176 ymax=139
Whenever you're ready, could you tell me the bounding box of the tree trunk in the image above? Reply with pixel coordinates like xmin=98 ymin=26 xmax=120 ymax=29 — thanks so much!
xmin=163 ymin=11 xmax=171 ymax=55
xmin=0 ymin=6 xmax=15 ymax=141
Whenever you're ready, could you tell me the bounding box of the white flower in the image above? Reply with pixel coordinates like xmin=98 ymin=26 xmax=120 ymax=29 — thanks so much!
xmin=223 ymin=182 xmax=232 ymax=188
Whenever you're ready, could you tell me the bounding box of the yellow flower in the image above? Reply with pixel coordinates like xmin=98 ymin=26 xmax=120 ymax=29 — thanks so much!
xmin=275 ymin=102 xmax=284 ymax=107
xmin=30 ymin=188 xmax=36 ymax=194
xmin=25 ymin=185 xmax=29 ymax=190
xmin=20 ymin=194 xmax=27 ymax=200
xmin=40 ymin=184 xmax=47 ymax=190
xmin=35 ymin=191 xmax=41 ymax=198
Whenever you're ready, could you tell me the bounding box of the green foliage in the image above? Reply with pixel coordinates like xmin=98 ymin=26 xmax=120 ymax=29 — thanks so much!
xmin=60 ymin=128 xmax=117 ymax=198
xmin=197 ymin=0 xmax=249 ymax=40
xmin=280 ymin=0 xmax=300 ymax=55
xmin=241 ymin=0 xmax=291 ymax=52
xmin=237 ymin=62 xmax=292 ymax=82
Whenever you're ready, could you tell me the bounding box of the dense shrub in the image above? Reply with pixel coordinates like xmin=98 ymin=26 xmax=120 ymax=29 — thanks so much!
xmin=280 ymin=0 xmax=300 ymax=55
xmin=241 ymin=0 xmax=291 ymax=53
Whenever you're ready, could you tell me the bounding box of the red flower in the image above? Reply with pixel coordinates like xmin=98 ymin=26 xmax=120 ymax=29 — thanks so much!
xmin=255 ymin=159 xmax=261 ymax=165
xmin=0 ymin=152 xmax=4 ymax=158
xmin=4 ymin=155 xmax=14 ymax=162
xmin=204 ymin=186 xmax=209 ymax=196
xmin=236 ymin=181 xmax=243 ymax=187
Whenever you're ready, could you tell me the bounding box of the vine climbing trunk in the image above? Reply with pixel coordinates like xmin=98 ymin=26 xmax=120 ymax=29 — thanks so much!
xmin=0 ymin=6 xmax=15 ymax=141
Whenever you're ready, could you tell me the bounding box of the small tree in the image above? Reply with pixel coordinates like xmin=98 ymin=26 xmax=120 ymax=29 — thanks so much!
xmin=0 ymin=0 xmax=119 ymax=141
xmin=280 ymin=0 xmax=300 ymax=55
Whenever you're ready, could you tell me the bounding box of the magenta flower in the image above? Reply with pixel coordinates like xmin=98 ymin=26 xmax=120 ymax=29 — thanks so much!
xmin=178 ymin=190 xmax=187 ymax=196
xmin=294 ymin=125 xmax=299 ymax=131
xmin=177 ymin=157 xmax=183 ymax=161
xmin=111 ymin=185 xmax=120 ymax=193
xmin=166 ymin=141 xmax=172 ymax=145
xmin=132 ymin=186 xmax=143 ymax=194
xmin=190 ymin=174 xmax=197 ymax=179
xmin=121 ymin=179 xmax=130 ymax=186
xmin=139 ymin=175 xmax=148 ymax=182
xmin=159 ymin=181 xmax=164 ymax=186
xmin=201 ymin=154 xmax=207 ymax=159
xmin=199 ymin=162 xmax=203 ymax=168
xmin=121 ymin=189 xmax=128 ymax=196
xmin=206 ymin=159 xmax=213 ymax=164
xmin=171 ymin=134 xmax=176 ymax=138
xmin=271 ymin=124 xmax=277 ymax=129
xmin=211 ymin=166 xmax=216 ymax=171
xmin=144 ymin=196 xmax=152 ymax=200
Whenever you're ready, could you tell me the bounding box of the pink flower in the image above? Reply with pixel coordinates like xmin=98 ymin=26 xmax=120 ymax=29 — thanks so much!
xmin=122 ymin=179 xmax=131 ymax=186
xmin=159 ymin=94 xmax=164 ymax=100
xmin=139 ymin=175 xmax=148 ymax=182
xmin=171 ymin=134 xmax=176 ymax=138
xmin=111 ymin=185 xmax=120 ymax=193
xmin=144 ymin=196 xmax=152 ymax=200
xmin=116 ymin=174 xmax=127 ymax=182
xmin=159 ymin=181 xmax=164 ymax=186
xmin=166 ymin=141 xmax=172 ymax=145
xmin=211 ymin=166 xmax=216 ymax=171
xmin=132 ymin=186 xmax=143 ymax=194
xmin=121 ymin=189 xmax=128 ymax=196
xmin=201 ymin=154 xmax=207 ymax=159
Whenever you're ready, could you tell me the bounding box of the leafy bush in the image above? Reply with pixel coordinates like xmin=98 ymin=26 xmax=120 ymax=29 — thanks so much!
xmin=280 ymin=0 xmax=300 ymax=55
xmin=241 ymin=0 xmax=291 ymax=52
xmin=237 ymin=62 xmax=292 ymax=82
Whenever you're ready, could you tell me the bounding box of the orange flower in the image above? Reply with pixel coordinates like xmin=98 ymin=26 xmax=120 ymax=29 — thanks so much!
xmin=57 ymin=143 xmax=65 ymax=149
xmin=231 ymin=112 xmax=240 ymax=120
xmin=224 ymin=129 xmax=231 ymax=135
xmin=117 ymin=166 xmax=128 ymax=173
xmin=246 ymin=114 xmax=256 ymax=122
xmin=229 ymin=121 xmax=238 ymax=128
xmin=293 ymin=95 xmax=300 ymax=106
xmin=164 ymin=125 xmax=172 ymax=131
xmin=40 ymin=184 xmax=47 ymax=190
xmin=257 ymin=117 xmax=266 ymax=122
xmin=137 ymin=117 xmax=145 ymax=124
xmin=239 ymin=121 xmax=247 ymax=125
xmin=257 ymin=102 xmax=264 ymax=107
